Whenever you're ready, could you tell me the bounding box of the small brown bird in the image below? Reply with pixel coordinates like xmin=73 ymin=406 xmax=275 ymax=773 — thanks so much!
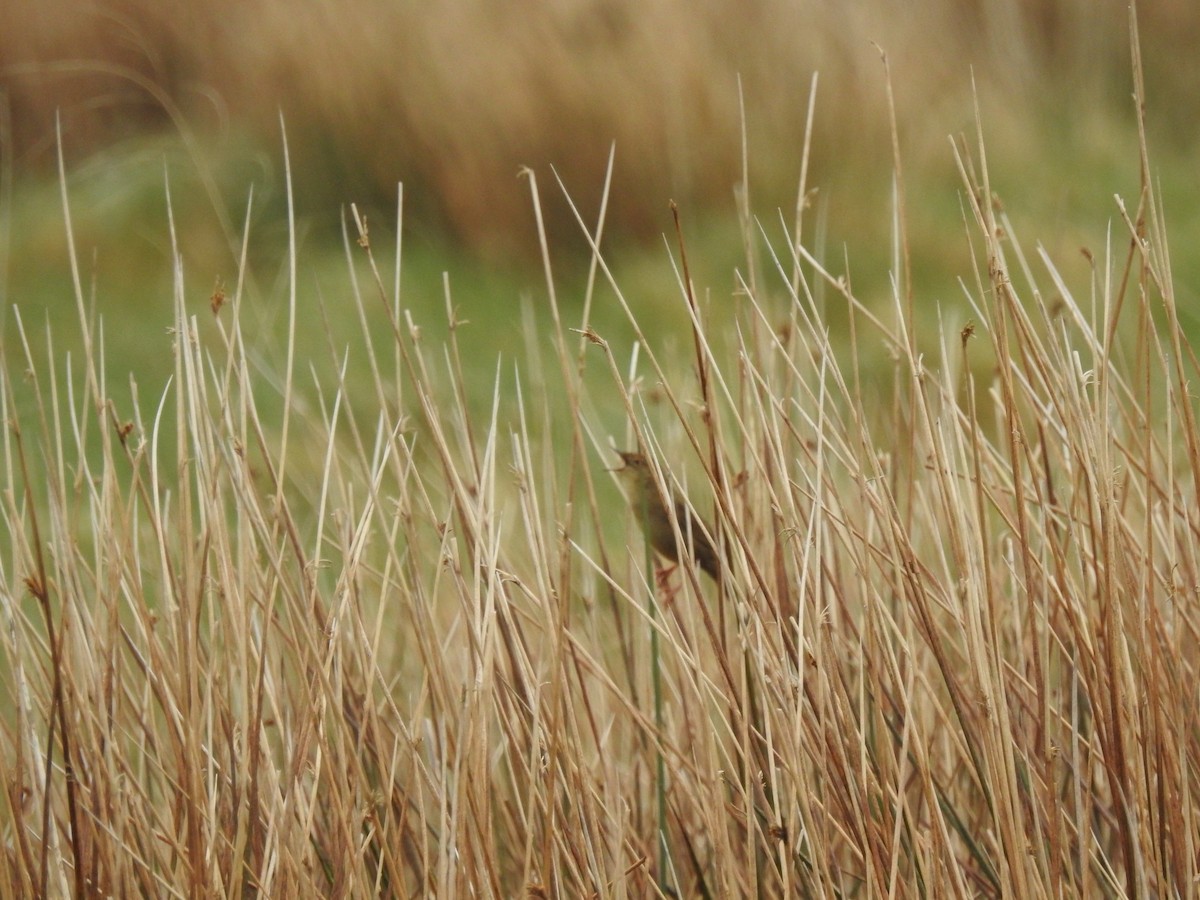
xmin=615 ymin=450 xmax=720 ymax=580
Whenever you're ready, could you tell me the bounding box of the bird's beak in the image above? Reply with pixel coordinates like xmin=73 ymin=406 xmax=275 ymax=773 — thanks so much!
xmin=610 ymin=450 xmax=636 ymax=472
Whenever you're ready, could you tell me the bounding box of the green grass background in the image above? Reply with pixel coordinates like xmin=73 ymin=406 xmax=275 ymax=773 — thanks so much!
xmin=3 ymin=1 xmax=1199 ymax=415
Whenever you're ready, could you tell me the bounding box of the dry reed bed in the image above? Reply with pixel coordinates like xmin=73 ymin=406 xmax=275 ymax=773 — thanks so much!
xmin=1 ymin=78 xmax=1198 ymax=900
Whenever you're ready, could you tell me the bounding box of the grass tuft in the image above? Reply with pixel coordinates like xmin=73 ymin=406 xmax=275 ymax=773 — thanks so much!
xmin=2 ymin=27 xmax=1199 ymax=898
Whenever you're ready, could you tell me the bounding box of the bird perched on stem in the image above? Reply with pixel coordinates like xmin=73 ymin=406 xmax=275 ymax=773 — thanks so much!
xmin=615 ymin=450 xmax=720 ymax=580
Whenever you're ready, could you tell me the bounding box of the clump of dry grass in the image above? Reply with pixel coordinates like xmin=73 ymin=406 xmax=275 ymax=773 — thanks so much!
xmin=2 ymin=0 xmax=1191 ymax=257
xmin=2 ymin=31 xmax=1199 ymax=900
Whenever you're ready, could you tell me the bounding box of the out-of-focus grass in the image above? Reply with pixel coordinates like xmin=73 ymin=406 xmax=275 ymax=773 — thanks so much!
xmin=5 ymin=0 xmax=1199 ymax=258
xmin=1 ymin=135 xmax=534 ymax=403
xmin=6 ymin=90 xmax=1199 ymax=413
xmin=4 ymin=1 xmax=1200 ymax=413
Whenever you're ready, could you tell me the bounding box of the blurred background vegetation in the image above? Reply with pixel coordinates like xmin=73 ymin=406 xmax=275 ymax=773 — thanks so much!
xmin=1 ymin=0 xmax=1198 ymax=393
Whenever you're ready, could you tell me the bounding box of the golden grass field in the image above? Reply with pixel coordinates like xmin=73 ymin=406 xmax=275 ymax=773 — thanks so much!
xmin=2 ymin=2 xmax=1200 ymax=896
